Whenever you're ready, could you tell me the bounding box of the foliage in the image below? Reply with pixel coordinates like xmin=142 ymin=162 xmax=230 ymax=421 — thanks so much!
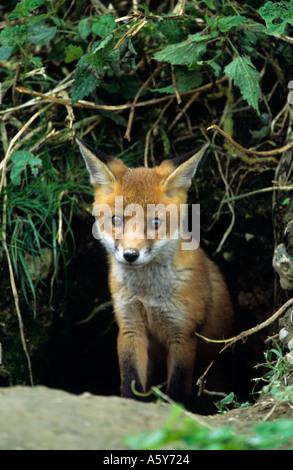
xmin=257 ymin=342 xmax=293 ymax=400
xmin=126 ymin=401 xmax=293 ymax=450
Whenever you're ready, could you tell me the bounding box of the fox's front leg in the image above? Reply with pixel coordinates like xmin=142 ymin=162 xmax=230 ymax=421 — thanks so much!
xmin=167 ymin=336 xmax=197 ymax=406
xmin=117 ymin=325 xmax=148 ymax=399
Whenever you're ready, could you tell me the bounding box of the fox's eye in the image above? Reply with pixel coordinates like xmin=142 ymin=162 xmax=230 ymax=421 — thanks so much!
xmin=151 ymin=218 xmax=162 ymax=230
xmin=112 ymin=215 xmax=122 ymax=226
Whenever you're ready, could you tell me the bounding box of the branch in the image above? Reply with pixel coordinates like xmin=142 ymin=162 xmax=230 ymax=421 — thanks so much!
xmin=207 ymin=124 xmax=293 ymax=156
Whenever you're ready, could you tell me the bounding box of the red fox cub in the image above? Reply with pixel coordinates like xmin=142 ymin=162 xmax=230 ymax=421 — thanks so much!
xmin=77 ymin=137 xmax=234 ymax=408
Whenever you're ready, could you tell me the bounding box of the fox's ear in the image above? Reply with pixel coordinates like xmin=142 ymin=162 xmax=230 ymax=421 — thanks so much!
xmin=163 ymin=143 xmax=208 ymax=193
xmin=76 ymin=137 xmax=125 ymax=188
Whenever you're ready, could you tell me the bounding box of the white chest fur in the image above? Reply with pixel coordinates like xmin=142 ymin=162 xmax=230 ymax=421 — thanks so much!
xmin=111 ymin=258 xmax=189 ymax=330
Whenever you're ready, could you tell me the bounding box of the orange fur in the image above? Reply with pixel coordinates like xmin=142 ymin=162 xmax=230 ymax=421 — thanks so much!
xmin=77 ymin=138 xmax=234 ymax=408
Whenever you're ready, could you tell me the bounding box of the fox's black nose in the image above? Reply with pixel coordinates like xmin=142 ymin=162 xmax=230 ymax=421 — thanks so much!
xmin=123 ymin=249 xmax=139 ymax=263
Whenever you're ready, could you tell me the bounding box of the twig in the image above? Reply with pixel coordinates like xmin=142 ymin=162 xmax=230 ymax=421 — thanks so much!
xmin=75 ymin=300 xmax=113 ymax=325
xmin=15 ymin=77 xmax=229 ymax=115
xmin=173 ymin=0 xmax=186 ymax=15
xmin=167 ymin=91 xmax=199 ymax=133
xmin=195 ymin=297 xmax=293 ymax=391
xmin=223 ymin=184 xmax=293 ymax=203
xmin=207 ymin=124 xmax=293 ymax=157
xmin=144 ymin=99 xmax=173 ymax=167
xmin=124 ymin=65 xmax=163 ymax=141
xmin=195 ymin=297 xmax=293 ymax=346
xmin=113 ymin=17 xmax=148 ymax=51
xmin=171 ymin=65 xmax=181 ymax=105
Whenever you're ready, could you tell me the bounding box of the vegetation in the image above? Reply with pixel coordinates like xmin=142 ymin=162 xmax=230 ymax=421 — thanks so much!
xmin=0 ymin=0 xmax=293 ymax=449
xmin=127 ymin=401 xmax=293 ymax=450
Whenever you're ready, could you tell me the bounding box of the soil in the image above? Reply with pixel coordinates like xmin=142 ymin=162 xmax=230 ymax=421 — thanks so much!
xmin=0 ymin=384 xmax=292 ymax=450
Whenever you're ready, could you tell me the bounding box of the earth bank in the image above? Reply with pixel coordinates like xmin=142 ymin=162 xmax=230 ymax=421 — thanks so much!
xmin=0 ymin=385 xmax=292 ymax=450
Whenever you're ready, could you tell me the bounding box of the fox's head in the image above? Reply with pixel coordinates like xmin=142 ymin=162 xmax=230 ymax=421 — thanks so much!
xmin=77 ymin=138 xmax=207 ymax=267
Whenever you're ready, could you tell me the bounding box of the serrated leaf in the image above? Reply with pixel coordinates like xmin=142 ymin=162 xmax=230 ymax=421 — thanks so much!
xmin=259 ymin=1 xmax=293 ymax=35
xmin=78 ymin=18 xmax=92 ymax=41
xmin=224 ymin=55 xmax=261 ymax=114
xmin=8 ymin=0 xmax=45 ymax=20
xmin=71 ymin=67 xmax=100 ymax=104
xmin=76 ymin=35 xmax=114 ymax=76
xmin=0 ymin=25 xmax=28 ymax=46
xmin=154 ymin=34 xmax=210 ymax=65
xmin=218 ymin=16 xmax=249 ymax=32
xmin=10 ymin=151 xmax=42 ymax=185
xmin=91 ymin=15 xmax=116 ymax=38
xmin=65 ymin=44 xmax=84 ymax=63
xmin=27 ymin=23 xmax=57 ymax=45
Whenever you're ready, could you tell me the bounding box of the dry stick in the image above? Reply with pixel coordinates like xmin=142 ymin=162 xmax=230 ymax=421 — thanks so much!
xmin=144 ymin=99 xmax=173 ymax=167
xmin=113 ymin=17 xmax=147 ymax=51
xmin=124 ymin=65 xmax=163 ymax=141
xmin=195 ymin=297 xmax=293 ymax=391
xmin=167 ymin=91 xmax=199 ymax=133
xmin=15 ymin=76 xmax=228 ymax=115
xmin=171 ymin=65 xmax=181 ymax=105
xmin=207 ymin=124 xmax=293 ymax=156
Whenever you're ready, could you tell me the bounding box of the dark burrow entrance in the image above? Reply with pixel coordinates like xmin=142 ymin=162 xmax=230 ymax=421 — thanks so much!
xmin=1 ymin=201 xmax=276 ymax=415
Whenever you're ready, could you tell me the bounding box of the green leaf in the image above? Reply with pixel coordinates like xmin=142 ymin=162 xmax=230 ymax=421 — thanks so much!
xmin=91 ymin=15 xmax=116 ymax=38
xmin=224 ymin=55 xmax=262 ymax=114
xmin=10 ymin=151 xmax=42 ymax=185
xmin=76 ymin=35 xmax=114 ymax=76
xmin=27 ymin=23 xmax=57 ymax=45
xmin=78 ymin=18 xmax=92 ymax=41
xmin=71 ymin=67 xmax=100 ymax=104
xmin=8 ymin=0 xmax=45 ymax=20
xmin=0 ymin=25 xmax=28 ymax=46
xmin=30 ymin=56 xmax=42 ymax=67
xmin=282 ymin=198 xmax=290 ymax=206
xmin=0 ymin=45 xmax=13 ymax=61
xmin=259 ymin=1 xmax=293 ymax=35
xmin=65 ymin=44 xmax=84 ymax=63
xmin=218 ymin=16 xmax=249 ymax=33
xmin=154 ymin=34 xmax=211 ymax=65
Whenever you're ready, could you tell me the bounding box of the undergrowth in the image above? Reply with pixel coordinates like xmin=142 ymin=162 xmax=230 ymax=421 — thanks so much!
xmin=126 ymin=401 xmax=293 ymax=450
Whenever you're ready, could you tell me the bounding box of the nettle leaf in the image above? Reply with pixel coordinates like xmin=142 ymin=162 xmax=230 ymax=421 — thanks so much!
xmin=91 ymin=15 xmax=116 ymax=38
xmin=27 ymin=23 xmax=57 ymax=45
xmin=0 ymin=25 xmax=28 ymax=46
xmin=224 ymin=55 xmax=262 ymax=114
xmin=71 ymin=67 xmax=100 ymax=104
xmin=154 ymin=33 xmax=212 ymax=65
xmin=8 ymin=0 xmax=45 ymax=20
xmin=71 ymin=34 xmax=114 ymax=103
xmin=259 ymin=1 xmax=293 ymax=35
xmin=78 ymin=18 xmax=92 ymax=41
xmin=217 ymin=16 xmax=249 ymax=32
xmin=10 ymin=151 xmax=42 ymax=185
xmin=65 ymin=44 xmax=84 ymax=63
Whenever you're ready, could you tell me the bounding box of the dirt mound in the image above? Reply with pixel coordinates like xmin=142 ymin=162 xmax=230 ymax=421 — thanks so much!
xmin=1 ymin=385 xmax=292 ymax=450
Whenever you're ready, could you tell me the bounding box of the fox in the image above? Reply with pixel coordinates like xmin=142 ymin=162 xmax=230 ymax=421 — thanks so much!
xmin=77 ymin=137 xmax=234 ymax=409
